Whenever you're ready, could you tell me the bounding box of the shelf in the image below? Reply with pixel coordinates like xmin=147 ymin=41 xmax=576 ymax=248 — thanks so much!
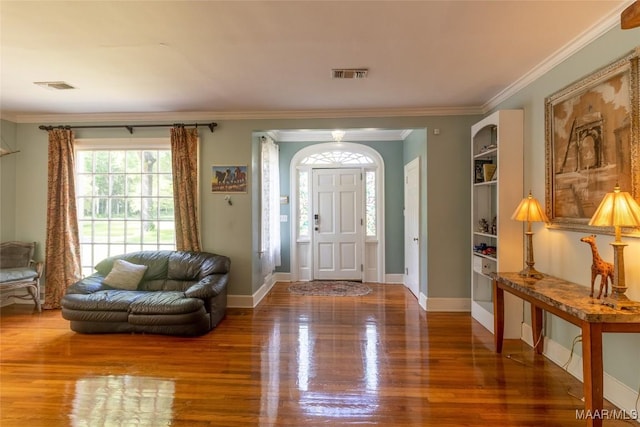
xmin=474 ymin=180 xmax=497 ymax=187
xmin=472 ymin=252 xmax=497 ymax=261
xmin=473 ymin=147 xmax=497 ymax=159
xmin=473 ymin=231 xmax=496 ymax=238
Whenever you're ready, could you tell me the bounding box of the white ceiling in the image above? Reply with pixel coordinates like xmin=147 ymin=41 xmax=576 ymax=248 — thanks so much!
xmin=0 ymin=0 xmax=631 ymax=122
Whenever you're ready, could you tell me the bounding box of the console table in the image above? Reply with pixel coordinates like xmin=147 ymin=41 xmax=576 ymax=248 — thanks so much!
xmin=492 ymin=272 xmax=640 ymax=427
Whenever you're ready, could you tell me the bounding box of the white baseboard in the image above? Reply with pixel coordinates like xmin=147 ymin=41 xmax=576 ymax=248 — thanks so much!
xmin=228 ymin=274 xmax=277 ymax=308
xmin=273 ymin=272 xmax=291 ymax=282
xmin=425 ymin=297 xmax=471 ymax=312
xmin=521 ymin=323 xmax=640 ymax=423
xmin=419 ymin=292 xmax=427 ymax=311
xmin=385 ymin=274 xmax=404 ymax=284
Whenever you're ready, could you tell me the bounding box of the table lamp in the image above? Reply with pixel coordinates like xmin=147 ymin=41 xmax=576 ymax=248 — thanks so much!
xmin=511 ymin=192 xmax=549 ymax=279
xmin=589 ymin=185 xmax=640 ymax=309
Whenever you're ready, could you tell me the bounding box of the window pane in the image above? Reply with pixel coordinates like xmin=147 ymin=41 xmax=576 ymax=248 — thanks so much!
xmin=298 ymin=170 xmax=309 ymax=237
xmin=158 ymin=198 xmax=174 ymax=220
xmin=94 ymin=175 xmax=109 ymax=196
xmin=126 ymin=199 xmax=141 ymax=219
xmin=158 ymin=174 xmax=173 ymax=196
xmin=110 ymin=198 xmax=125 ymax=218
xmin=126 ymin=151 xmax=142 ymax=173
xmin=110 ymin=175 xmax=125 ymax=196
xmin=110 ymin=221 xmax=125 ymax=243
xmin=127 ymin=175 xmax=141 ymax=197
xmin=77 ymin=152 xmax=93 ymax=173
xmin=142 ymin=174 xmax=158 ymax=197
xmin=79 ymin=220 xmax=93 ymax=243
xmin=158 ymin=221 xmax=175 ymax=244
xmin=110 ymin=151 xmax=125 ymax=173
xmin=366 ymin=171 xmax=376 ymax=237
xmin=142 ymin=221 xmax=159 ymax=244
xmin=158 ymin=151 xmax=172 ymax=173
xmin=142 ymin=151 xmax=158 ymax=173
xmin=127 ymin=222 xmax=142 ymax=243
xmin=76 ymin=174 xmax=93 ymax=197
xmin=95 ymin=152 xmax=109 ymax=173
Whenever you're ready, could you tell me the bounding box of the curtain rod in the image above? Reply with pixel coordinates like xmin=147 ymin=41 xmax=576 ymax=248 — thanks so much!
xmin=38 ymin=122 xmax=218 ymax=134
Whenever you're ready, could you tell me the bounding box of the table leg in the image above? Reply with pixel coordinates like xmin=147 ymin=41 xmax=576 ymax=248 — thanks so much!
xmin=493 ymin=279 xmax=504 ymax=354
xmin=581 ymin=322 xmax=603 ymax=427
xmin=531 ymin=304 xmax=543 ymax=354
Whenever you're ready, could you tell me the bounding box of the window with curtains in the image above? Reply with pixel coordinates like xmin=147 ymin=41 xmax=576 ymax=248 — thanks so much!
xmin=75 ymin=139 xmax=175 ymax=276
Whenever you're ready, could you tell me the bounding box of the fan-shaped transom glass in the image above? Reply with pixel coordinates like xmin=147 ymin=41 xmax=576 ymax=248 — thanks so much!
xmin=300 ymin=151 xmax=374 ymax=165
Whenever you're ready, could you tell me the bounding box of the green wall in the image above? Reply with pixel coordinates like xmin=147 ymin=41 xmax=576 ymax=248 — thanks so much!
xmin=492 ymin=27 xmax=640 ymax=391
xmin=0 ymin=120 xmax=17 ymax=242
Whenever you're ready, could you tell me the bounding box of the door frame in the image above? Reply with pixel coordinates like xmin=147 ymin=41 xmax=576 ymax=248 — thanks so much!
xmin=404 ymin=157 xmax=420 ymax=299
xmin=289 ymin=142 xmax=385 ymax=282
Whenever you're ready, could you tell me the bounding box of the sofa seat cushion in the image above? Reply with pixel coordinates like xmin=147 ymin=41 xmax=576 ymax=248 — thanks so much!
xmin=0 ymin=267 xmax=38 ymax=283
xmin=61 ymin=290 xmax=149 ymax=312
xmin=129 ymin=291 xmax=203 ymax=315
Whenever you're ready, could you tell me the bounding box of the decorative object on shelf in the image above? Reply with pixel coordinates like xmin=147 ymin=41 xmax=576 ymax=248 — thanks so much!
xmin=588 ymin=185 xmax=640 ymax=309
xmin=478 ymin=218 xmax=489 ymax=233
xmin=479 ymin=144 xmax=497 ymax=153
xmin=491 ymin=216 xmax=497 ymax=235
xmin=474 ymin=159 xmax=492 ymax=183
xmin=545 ymin=47 xmax=639 ymax=234
xmin=579 ymin=235 xmax=613 ymax=299
xmin=482 ymin=163 xmax=497 ymax=182
xmin=511 ymin=192 xmax=549 ymax=279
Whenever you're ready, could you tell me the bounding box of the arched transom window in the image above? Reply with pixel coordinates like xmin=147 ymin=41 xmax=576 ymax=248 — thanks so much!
xmin=300 ymin=151 xmax=374 ymax=165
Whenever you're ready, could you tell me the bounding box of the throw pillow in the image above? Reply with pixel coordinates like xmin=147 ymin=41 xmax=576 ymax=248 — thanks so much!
xmin=103 ymin=259 xmax=148 ymax=290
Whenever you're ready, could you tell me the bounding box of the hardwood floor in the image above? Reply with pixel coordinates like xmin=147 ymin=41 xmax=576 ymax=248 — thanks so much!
xmin=0 ymin=283 xmax=631 ymax=426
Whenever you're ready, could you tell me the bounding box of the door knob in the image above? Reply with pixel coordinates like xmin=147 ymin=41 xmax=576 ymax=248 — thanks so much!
xmin=413 ymin=237 xmax=419 ymax=242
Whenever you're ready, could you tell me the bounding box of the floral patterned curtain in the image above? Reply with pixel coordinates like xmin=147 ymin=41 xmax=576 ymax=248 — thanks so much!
xmin=44 ymin=129 xmax=82 ymax=309
xmin=171 ymin=126 xmax=201 ymax=252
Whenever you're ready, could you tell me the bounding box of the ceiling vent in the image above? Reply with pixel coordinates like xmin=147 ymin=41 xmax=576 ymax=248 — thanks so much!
xmin=332 ymin=68 xmax=368 ymax=79
xmin=34 ymin=81 xmax=76 ymax=90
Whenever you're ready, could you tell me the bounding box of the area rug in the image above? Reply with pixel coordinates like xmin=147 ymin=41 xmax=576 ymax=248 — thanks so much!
xmin=288 ymin=281 xmax=372 ymax=297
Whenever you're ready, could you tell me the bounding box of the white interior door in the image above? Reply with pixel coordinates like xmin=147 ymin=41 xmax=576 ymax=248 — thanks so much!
xmin=404 ymin=158 xmax=420 ymax=299
xmin=313 ymin=168 xmax=363 ymax=280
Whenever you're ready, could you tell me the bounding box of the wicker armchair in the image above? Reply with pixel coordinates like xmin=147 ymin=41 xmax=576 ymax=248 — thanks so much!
xmin=0 ymin=241 xmax=43 ymax=312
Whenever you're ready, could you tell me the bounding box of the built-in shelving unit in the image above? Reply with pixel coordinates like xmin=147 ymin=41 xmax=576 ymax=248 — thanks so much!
xmin=471 ymin=110 xmax=524 ymax=338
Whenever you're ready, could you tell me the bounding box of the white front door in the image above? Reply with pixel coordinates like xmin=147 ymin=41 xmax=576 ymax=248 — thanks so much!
xmin=404 ymin=158 xmax=420 ymax=299
xmin=312 ymin=168 xmax=363 ymax=280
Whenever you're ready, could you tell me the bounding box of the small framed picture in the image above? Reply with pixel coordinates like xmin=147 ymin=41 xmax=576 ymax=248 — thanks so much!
xmin=211 ymin=165 xmax=247 ymax=193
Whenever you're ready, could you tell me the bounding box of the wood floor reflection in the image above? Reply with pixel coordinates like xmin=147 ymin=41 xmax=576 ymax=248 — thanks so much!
xmin=0 ymin=283 xmax=629 ymax=426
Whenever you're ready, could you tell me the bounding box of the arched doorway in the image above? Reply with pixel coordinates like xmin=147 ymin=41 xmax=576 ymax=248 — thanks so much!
xmin=289 ymin=142 xmax=385 ymax=282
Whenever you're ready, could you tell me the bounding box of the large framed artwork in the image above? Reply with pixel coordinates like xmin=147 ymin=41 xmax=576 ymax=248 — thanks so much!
xmin=545 ymin=47 xmax=639 ymax=235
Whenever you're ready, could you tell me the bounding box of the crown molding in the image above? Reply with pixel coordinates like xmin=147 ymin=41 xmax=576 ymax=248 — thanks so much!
xmin=270 ymin=128 xmax=414 ymax=143
xmin=2 ymin=106 xmax=482 ymax=124
xmin=482 ymin=1 xmax=630 ymax=113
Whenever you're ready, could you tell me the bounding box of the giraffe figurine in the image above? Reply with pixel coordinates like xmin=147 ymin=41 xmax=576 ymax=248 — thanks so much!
xmin=579 ymin=235 xmax=613 ymax=299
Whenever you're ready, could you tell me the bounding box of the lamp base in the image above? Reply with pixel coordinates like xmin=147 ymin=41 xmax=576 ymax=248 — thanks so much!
xmin=518 ymin=265 xmax=544 ymax=280
xmin=602 ymin=293 xmax=640 ymax=310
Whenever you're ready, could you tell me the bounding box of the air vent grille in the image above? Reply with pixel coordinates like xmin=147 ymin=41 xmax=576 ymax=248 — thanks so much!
xmin=332 ymin=68 xmax=368 ymax=79
xmin=34 ymin=81 xmax=76 ymax=90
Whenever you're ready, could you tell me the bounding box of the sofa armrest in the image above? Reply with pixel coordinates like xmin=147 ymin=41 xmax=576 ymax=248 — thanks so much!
xmin=65 ymin=274 xmax=108 ymax=295
xmin=184 ymin=274 xmax=228 ymax=299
